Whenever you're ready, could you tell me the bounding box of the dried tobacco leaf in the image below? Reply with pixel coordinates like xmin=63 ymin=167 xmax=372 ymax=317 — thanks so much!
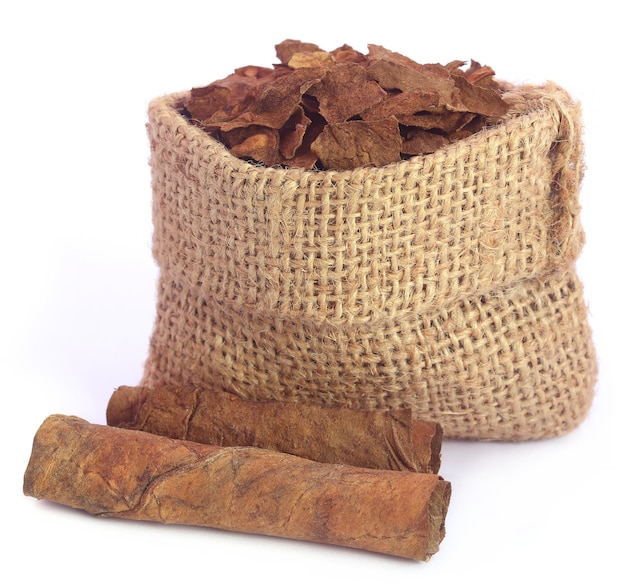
xmin=448 ymin=72 xmax=509 ymax=116
xmin=279 ymin=105 xmax=311 ymax=159
xmin=366 ymin=44 xmax=435 ymax=74
xmin=331 ymin=44 xmax=367 ymax=65
xmin=366 ymin=58 xmax=453 ymax=94
xmin=218 ymin=66 xmax=326 ymax=132
xmin=229 ymin=127 xmax=282 ymax=167
xmin=184 ymin=40 xmax=511 ymax=170
xmin=187 ymin=65 xmax=283 ymax=125
xmin=311 ymin=118 xmax=402 ymax=170
xmin=360 ymin=89 xmax=440 ymax=122
xmin=401 ymin=128 xmax=450 ymax=156
xmin=287 ymin=50 xmax=335 ymax=70
xmin=307 ymin=63 xmax=387 ymax=124
xmin=275 ymin=39 xmax=322 ymax=65
xmin=451 ymin=59 xmax=500 ymax=88
xmin=396 ymin=110 xmax=477 ymax=133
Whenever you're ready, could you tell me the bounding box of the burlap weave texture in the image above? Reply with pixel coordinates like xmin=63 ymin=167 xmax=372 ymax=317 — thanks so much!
xmin=140 ymin=82 xmax=596 ymax=440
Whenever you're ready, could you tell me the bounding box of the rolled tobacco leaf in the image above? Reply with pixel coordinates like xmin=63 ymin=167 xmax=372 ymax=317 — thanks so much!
xmin=107 ymin=385 xmax=442 ymax=473
xmin=24 ymin=415 xmax=450 ymax=561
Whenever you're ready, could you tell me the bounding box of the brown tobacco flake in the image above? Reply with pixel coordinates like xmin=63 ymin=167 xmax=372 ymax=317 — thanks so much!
xmin=312 ymin=118 xmax=402 ymax=170
xmin=307 ymin=63 xmax=387 ymax=123
xmin=229 ymin=128 xmax=282 ymax=167
xmin=397 ymin=110 xmax=477 ymax=133
xmin=450 ymin=59 xmax=500 ymax=88
xmin=366 ymin=58 xmax=453 ymax=94
xmin=330 ymin=44 xmax=367 ymax=65
xmin=279 ymin=106 xmax=311 ymax=159
xmin=361 ymin=89 xmax=440 ymax=122
xmin=366 ymin=44 xmax=432 ymax=73
xmin=287 ymin=50 xmax=335 ymax=70
xmin=187 ymin=65 xmax=283 ymax=125
xmin=219 ymin=67 xmax=326 ymax=132
xmin=449 ymin=73 xmax=509 ymax=117
xmin=449 ymin=114 xmax=490 ymax=141
xmin=275 ymin=39 xmax=322 ymax=65
xmin=402 ymin=129 xmax=450 ymax=156
xmin=183 ymin=40 xmax=511 ymax=170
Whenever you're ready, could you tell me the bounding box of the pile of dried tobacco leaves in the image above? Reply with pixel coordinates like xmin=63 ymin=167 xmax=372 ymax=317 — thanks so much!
xmin=182 ymin=40 xmax=510 ymax=171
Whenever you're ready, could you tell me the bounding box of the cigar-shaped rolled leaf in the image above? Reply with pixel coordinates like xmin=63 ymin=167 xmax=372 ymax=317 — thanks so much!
xmin=107 ymin=385 xmax=442 ymax=473
xmin=24 ymin=415 xmax=450 ymax=561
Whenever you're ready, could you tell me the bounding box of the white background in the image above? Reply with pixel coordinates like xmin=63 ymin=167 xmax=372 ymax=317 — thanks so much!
xmin=2 ymin=1 xmax=624 ymax=585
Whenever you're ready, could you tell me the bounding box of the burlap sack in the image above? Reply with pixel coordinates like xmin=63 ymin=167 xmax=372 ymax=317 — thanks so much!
xmin=139 ymin=82 xmax=596 ymax=440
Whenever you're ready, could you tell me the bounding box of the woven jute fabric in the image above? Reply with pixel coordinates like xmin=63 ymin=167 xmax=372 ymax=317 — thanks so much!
xmin=140 ymin=82 xmax=596 ymax=440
